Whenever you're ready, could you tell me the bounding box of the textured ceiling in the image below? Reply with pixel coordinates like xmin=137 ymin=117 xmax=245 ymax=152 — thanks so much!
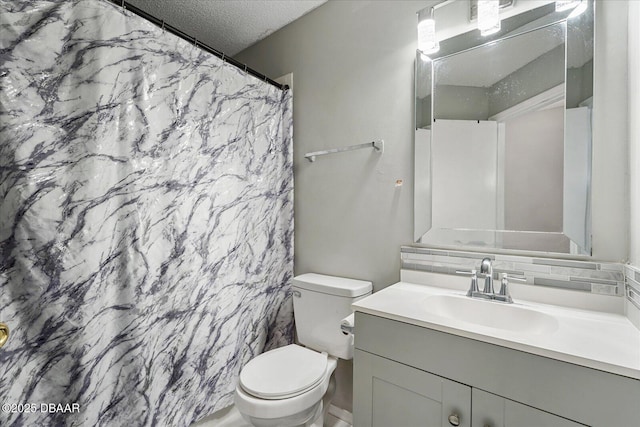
xmin=126 ymin=0 xmax=327 ymax=56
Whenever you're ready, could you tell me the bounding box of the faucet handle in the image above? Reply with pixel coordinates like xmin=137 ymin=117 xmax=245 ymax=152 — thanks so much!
xmin=457 ymin=270 xmax=479 ymax=296
xmin=497 ymin=273 xmax=526 ymax=303
xmin=499 ymin=273 xmax=526 ymax=284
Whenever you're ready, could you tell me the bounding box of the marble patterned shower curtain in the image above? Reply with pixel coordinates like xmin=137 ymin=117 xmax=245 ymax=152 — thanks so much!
xmin=0 ymin=1 xmax=293 ymax=426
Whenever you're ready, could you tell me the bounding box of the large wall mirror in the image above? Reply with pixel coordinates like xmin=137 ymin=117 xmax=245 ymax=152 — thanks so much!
xmin=415 ymin=0 xmax=594 ymax=255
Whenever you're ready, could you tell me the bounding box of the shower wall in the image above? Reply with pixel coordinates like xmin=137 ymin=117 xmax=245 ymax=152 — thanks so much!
xmin=0 ymin=1 xmax=293 ymax=426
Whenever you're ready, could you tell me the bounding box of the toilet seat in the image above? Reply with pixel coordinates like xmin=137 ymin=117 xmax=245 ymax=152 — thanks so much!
xmin=240 ymin=344 xmax=328 ymax=399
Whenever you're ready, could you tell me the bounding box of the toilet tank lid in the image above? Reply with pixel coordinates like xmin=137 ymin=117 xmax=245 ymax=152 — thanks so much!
xmin=293 ymin=273 xmax=372 ymax=297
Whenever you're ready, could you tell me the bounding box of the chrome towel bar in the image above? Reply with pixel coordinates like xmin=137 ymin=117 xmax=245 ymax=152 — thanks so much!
xmin=304 ymin=140 xmax=384 ymax=162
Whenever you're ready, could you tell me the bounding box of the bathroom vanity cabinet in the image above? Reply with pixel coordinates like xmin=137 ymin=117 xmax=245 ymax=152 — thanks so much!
xmin=471 ymin=388 xmax=583 ymax=427
xmin=353 ymin=312 xmax=640 ymax=427
xmin=354 ymin=349 xmax=471 ymax=427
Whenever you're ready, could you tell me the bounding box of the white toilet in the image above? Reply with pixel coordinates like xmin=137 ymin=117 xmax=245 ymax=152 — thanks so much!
xmin=234 ymin=273 xmax=372 ymax=427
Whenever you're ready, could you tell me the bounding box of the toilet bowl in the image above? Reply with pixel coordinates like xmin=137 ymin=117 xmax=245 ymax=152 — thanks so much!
xmin=234 ymin=273 xmax=372 ymax=427
xmin=235 ymin=345 xmax=338 ymax=427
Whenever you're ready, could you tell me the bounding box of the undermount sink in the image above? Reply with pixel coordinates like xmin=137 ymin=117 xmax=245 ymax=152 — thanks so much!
xmin=423 ymin=294 xmax=559 ymax=335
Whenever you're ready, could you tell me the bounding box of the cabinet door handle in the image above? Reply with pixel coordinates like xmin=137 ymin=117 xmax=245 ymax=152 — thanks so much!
xmin=448 ymin=413 xmax=460 ymax=426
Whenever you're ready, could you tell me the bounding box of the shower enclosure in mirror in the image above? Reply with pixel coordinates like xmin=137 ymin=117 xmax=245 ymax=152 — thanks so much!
xmin=415 ymin=0 xmax=593 ymax=255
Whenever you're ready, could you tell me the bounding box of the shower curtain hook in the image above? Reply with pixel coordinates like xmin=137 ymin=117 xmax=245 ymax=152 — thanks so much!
xmin=221 ymin=53 xmax=225 ymax=63
xmin=243 ymin=64 xmax=248 ymax=74
xmin=193 ymin=36 xmax=197 ymax=47
xmin=121 ymin=0 xmax=125 ymax=9
xmin=161 ymin=19 xmax=165 ymax=31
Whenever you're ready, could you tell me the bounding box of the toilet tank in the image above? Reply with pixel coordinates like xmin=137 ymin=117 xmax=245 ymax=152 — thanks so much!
xmin=292 ymin=273 xmax=372 ymax=360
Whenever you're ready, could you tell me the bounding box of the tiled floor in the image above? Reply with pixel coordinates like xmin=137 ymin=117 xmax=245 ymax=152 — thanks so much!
xmin=191 ymin=405 xmax=251 ymax=427
xmin=325 ymin=411 xmax=352 ymax=427
xmin=191 ymin=405 xmax=351 ymax=427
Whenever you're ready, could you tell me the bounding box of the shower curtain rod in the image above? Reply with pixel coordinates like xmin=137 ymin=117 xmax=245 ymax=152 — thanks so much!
xmin=108 ymin=0 xmax=288 ymax=91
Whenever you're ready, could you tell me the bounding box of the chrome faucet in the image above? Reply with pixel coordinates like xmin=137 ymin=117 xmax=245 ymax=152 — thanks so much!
xmin=479 ymin=257 xmax=494 ymax=294
xmin=457 ymin=258 xmax=525 ymax=304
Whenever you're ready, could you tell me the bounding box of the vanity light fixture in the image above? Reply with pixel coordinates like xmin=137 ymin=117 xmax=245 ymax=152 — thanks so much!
xmin=556 ymin=0 xmax=587 ymax=17
xmin=477 ymin=0 xmax=501 ymax=36
xmin=567 ymin=0 xmax=587 ymax=18
xmin=555 ymin=0 xmax=581 ymax=12
xmin=417 ymin=6 xmax=439 ymax=54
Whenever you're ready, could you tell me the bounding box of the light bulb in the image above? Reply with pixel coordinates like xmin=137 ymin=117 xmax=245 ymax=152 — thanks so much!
xmin=478 ymin=0 xmax=501 ymax=36
xmin=418 ymin=18 xmax=440 ymax=54
xmin=417 ymin=7 xmax=439 ymax=54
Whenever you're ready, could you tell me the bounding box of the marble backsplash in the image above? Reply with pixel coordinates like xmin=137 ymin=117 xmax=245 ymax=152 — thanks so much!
xmin=401 ymin=247 xmax=624 ymax=296
xmin=0 ymin=1 xmax=293 ymax=426
xmin=625 ymin=265 xmax=640 ymax=329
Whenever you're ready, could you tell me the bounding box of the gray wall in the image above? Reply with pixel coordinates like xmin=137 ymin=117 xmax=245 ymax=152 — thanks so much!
xmin=236 ymin=0 xmax=629 ymax=286
xmin=434 ymin=85 xmax=490 ymax=120
xmin=236 ymin=1 xmax=430 ymax=290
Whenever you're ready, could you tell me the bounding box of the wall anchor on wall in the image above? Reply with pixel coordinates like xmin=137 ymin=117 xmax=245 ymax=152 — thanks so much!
xmin=304 ymin=140 xmax=384 ymax=162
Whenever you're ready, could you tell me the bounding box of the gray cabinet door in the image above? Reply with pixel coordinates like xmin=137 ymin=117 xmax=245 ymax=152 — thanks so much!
xmin=354 ymin=349 xmax=471 ymax=427
xmin=472 ymin=389 xmax=587 ymax=427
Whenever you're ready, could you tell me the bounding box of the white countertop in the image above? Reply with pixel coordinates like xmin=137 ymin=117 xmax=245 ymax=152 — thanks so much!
xmin=352 ymin=282 xmax=640 ymax=380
